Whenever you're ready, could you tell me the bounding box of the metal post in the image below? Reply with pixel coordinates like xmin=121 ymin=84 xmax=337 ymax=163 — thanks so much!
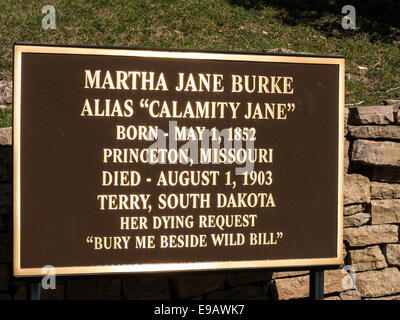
xmin=310 ymin=269 xmax=324 ymax=300
xmin=28 ymin=280 xmax=42 ymax=300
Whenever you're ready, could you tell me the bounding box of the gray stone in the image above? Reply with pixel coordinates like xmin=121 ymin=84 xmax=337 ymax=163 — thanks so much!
xmin=324 ymin=269 xmax=347 ymax=295
xmin=367 ymin=295 xmax=400 ymax=300
xmin=384 ymin=99 xmax=400 ymax=106
xmin=352 ymin=139 xmax=400 ymax=167
xmin=371 ymin=199 xmax=400 ymax=224
xmin=348 ymin=245 xmax=387 ymax=272
xmin=343 ymin=174 xmax=370 ymax=205
xmin=385 ymin=244 xmax=400 ymax=266
xmin=205 ymin=285 xmax=269 ymax=300
xmin=392 ymin=102 xmax=400 ymax=123
xmin=266 ymin=48 xmax=311 ymax=55
xmin=348 ymin=125 xmax=400 ymax=140
xmin=324 ymin=296 xmax=340 ymax=300
xmin=340 ymin=289 xmax=361 ymax=300
xmin=273 ymin=275 xmax=309 ymax=299
xmin=343 ymin=247 xmax=348 ymax=262
xmin=271 ymin=270 xmax=309 ymax=279
xmin=344 ymin=212 xmax=370 ymax=227
xmin=393 ymin=103 xmax=400 ymax=124
xmin=348 ymin=105 xmax=394 ymax=125
xmin=371 ymin=182 xmax=400 ymax=199
xmin=344 ymin=107 xmax=349 ymax=123
xmin=0 ymin=128 xmax=11 ymax=146
xmin=356 ymin=268 xmax=400 ymax=298
xmin=344 ymin=204 xmax=363 ymax=216
xmin=344 ymin=158 xmax=349 ymax=174
xmin=343 ymin=224 xmax=398 ymax=247
xmin=123 ymin=277 xmax=170 ymax=300
xmin=344 ymin=140 xmax=350 ymax=173
xmin=273 ymin=270 xmax=344 ymax=300
xmin=0 ymin=81 xmax=12 ymax=105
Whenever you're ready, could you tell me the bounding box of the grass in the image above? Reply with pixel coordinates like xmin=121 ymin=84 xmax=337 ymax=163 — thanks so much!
xmin=0 ymin=0 xmax=399 ymax=127
xmin=0 ymin=108 xmax=12 ymax=128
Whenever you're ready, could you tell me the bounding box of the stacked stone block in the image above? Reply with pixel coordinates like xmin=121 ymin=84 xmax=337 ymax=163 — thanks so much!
xmin=342 ymin=101 xmax=400 ymax=300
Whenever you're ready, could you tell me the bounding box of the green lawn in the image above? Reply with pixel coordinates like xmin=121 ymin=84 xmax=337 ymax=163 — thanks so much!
xmin=0 ymin=108 xmax=12 ymax=128
xmin=0 ymin=0 xmax=399 ymax=127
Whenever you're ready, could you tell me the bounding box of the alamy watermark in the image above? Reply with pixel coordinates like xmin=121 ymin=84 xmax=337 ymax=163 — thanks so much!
xmin=341 ymin=265 xmax=357 ymax=290
xmin=114 ymin=120 xmax=258 ymax=176
xmin=341 ymin=5 xmax=356 ymax=30
xmin=41 ymin=5 xmax=56 ymax=30
xmin=41 ymin=265 xmax=56 ymax=289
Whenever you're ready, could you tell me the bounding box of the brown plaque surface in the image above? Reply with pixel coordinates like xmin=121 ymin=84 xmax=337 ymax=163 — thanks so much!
xmin=13 ymin=44 xmax=344 ymax=276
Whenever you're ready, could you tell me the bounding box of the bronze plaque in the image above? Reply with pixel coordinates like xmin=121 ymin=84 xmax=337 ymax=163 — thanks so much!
xmin=13 ymin=44 xmax=344 ymax=276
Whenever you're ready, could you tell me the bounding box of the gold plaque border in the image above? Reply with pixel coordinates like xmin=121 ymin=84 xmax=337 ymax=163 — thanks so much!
xmin=13 ymin=44 xmax=344 ymax=277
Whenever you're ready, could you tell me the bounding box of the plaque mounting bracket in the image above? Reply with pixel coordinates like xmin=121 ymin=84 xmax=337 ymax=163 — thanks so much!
xmin=28 ymin=280 xmax=42 ymax=300
xmin=309 ymin=268 xmax=325 ymax=300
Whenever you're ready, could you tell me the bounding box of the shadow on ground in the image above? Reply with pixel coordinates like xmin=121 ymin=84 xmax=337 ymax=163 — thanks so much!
xmin=229 ymin=0 xmax=400 ymax=43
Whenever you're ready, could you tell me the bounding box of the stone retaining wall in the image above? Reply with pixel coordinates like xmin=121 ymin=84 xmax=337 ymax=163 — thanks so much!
xmin=0 ymin=78 xmax=399 ymax=300
xmin=339 ymin=100 xmax=400 ymax=300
